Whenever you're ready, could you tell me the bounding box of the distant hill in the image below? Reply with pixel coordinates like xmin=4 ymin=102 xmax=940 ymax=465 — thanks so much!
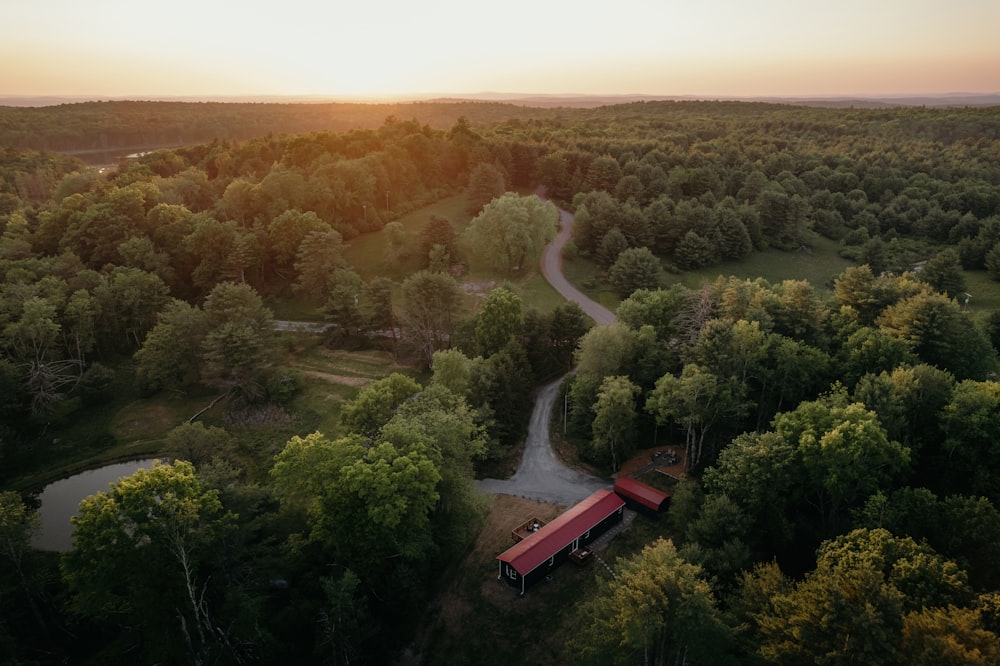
xmin=2 ymin=92 xmax=998 ymax=109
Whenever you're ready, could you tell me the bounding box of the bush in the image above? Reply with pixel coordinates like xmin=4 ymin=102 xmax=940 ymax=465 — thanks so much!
xmin=266 ymin=366 xmax=303 ymax=404
xmin=78 ymin=362 xmax=117 ymax=405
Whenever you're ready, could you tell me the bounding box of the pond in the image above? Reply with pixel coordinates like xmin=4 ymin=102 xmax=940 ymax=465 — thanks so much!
xmin=32 ymin=459 xmax=160 ymax=551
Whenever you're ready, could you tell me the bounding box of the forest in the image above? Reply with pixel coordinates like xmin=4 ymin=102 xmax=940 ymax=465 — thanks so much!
xmin=1 ymin=99 xmax=1000 ymax=665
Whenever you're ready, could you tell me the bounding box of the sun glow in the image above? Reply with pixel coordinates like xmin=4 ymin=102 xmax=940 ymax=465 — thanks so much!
xmin=1 ymin=0 xmax=998 ymax=99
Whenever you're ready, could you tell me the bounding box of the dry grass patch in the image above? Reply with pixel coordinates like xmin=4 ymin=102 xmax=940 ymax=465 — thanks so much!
xmin=110 ymin=397 xmax=209 ymax=441
xmin=297 ymin=369 xmax=372 ymax=388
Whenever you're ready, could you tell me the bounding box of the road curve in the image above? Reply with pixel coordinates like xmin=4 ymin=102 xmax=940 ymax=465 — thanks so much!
xmin=541 ymin=206 xmax=616 ymax=326
xmin=475 ymin=197 xmax=615 ymax=505
xmin=476 ymin=375 xmax=610 ymax=505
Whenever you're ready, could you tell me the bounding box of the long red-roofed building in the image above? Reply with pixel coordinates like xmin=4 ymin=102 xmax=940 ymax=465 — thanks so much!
xmin=497 ymin=489 xmax=625 ymax=595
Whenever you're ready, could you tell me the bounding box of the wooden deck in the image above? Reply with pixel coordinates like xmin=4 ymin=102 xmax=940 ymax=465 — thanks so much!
xmin=510 ymin=517 xmax=547 ymax=542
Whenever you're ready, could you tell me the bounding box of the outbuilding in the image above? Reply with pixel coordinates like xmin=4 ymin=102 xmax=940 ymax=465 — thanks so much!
xmin=497 ymin=489 xmax=625 ymax=595
xmin=613 ymin=477 xmax=670 ymax=514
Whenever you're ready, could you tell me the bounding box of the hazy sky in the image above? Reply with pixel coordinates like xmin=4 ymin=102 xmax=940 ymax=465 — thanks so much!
xmin=2 ymin=0 xmax=998 ymax=99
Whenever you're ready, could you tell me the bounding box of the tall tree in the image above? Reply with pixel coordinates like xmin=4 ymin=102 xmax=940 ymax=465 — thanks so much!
xmin=271 ymin=433 xmax=440 ymax=588
xmin=590 ymin=375 xmax=639 ymax=471
xmin=199 ymin=281 xmax=275 ymax=400
xmin=474 ymin=286 xmax=522 ymax=357
xmin=93 ymin=266 xmax=170 ymax=350
xmin=292 ymin=229 xmax=348 ymax=302
xmin=134 ymin=299 xmax=208 ymax=394
xmin=772 ymin=395 xmax=910 ymax=529
xmin=572 ymin=538 xmax=732 ymax=666
xmin=0 ymin=491 xmax=43 ymax=630
xmin=464 ymin=162 xmax=506 ymax=215
xmin=267 ymin=209 xmax=331 ymax=269
xmin=753 ymin=528 xmax=982 ymax=665
xmin=339 ymin=372 xmax=422 ymax=439
xmin=877 ymin=290 xmax=998 ymax=380
xmin=918 ymin=248 xmax=966 ymax=299
xmin=647 ymin=364 xmax=739 ymax=470
xmin=62 ymin=461 xmax=241 ymax=664
xmin=398 ymin=270 xmax=463 ymax=366
xmin=702 ymin=431 xmax=798 ymax=549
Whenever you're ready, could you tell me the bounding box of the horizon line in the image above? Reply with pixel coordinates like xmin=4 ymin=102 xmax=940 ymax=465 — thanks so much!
xmin=2 ymin=91 xmax=1000 ymax=108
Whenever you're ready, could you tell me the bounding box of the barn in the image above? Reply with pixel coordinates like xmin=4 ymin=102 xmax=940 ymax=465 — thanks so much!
xmin=497 ymin=489 xmax=625 ymax=595
xmin=613 ymin=477 xmax=670 ymax=514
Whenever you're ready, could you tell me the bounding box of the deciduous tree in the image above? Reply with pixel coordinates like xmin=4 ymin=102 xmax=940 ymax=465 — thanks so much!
xmin=62 ymin=461 xmax=240 ymax=664
xmin=463 ymin=193 xmax=557 ymax=274
xmin=772 ymin=396 xmax=910 ymax=529
xmin=590 ymin=375 xmax=639 ymax=471
xmin=398 ymin=270 xmax=463 ymax=366
xmin=474 ymin=286 xmax=522 ymax=357
xmin=572 ymin=538 xmax=732 ymax=666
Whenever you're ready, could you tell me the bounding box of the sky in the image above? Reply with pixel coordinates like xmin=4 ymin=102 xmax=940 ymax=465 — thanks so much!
xmin=2 ymin=0 xmax=998 ymax=100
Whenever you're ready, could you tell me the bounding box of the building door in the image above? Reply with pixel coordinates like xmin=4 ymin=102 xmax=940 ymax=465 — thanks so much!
xmin=571 ymin=538 xmax=579 ymax=552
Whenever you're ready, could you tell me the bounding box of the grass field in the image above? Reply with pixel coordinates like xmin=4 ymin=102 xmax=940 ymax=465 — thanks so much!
xmin=673 ymin=233 xmax=853 ymax=292
xmin=559 ymin=231 xmax=1000 ymax=325
xmin=345 ymin=196 xmax=471 ymax=281
xmin=283 ymin=344 xmax=421 ymax=436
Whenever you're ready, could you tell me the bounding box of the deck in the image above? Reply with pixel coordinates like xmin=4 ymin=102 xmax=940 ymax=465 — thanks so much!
xmin=510 ymin=517 xmax=547 ymax=543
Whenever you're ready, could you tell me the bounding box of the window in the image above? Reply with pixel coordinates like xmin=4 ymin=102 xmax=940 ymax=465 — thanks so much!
xmin=548 ymin=555 xmax=555 ymax=566
xmin=584 ymin=529 xmax=591 ymax=539
xmin=507 ymin=566 xmax=517 ymax=580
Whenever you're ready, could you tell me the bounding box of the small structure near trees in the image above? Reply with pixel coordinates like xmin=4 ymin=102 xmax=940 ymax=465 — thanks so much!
xmin=497 ymin=490 xmax=625 ymax=595
xmin=613 ymin=477 xmax=671 ymax=515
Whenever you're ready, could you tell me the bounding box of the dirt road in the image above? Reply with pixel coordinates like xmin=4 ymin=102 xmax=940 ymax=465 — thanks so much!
xmin=541 ymin=207 xmax=616 ymax=326
xmin=475 ymin=198 xmax=615 ymax=505
xmin=476 ymin=375 xmax=610 ymax=504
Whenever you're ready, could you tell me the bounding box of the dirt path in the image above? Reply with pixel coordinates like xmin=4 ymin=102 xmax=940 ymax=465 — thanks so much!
xmin=541 ymin=206 xmax=616 ymax=326
xmin=476 ymin=198 xmax=615 ymax=505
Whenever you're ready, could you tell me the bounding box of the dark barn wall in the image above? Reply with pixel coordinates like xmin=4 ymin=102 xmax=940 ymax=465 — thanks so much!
xmin=507 ymin=506 xmax=625 ymax=593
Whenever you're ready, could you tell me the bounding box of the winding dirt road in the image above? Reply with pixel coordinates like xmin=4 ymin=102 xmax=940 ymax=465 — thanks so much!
xmin=475 ymin=199 xmax=615 ymax=505
xmin=541 ymin=207 xmax=616 ymax=326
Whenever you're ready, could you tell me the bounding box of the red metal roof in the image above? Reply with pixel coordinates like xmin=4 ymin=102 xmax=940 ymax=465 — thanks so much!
xmin=497 ymin=490 xmax=624 ymax=575
xmin=614 ymin=477 xmax=670 ymax=512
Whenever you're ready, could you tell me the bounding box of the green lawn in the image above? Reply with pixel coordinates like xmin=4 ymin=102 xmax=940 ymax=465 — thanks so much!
xmin=345 ymin=195 xmax=470 ymax=281
xmin=670 ymin=233 xmax=854 ymax=293
xmin=559 ymin=237 xmax=1000 ymax=331
xmin=959 ymin=269 xmax=1000 ymax=322
xmin=559 ymin=236 xmax=854 ymax=317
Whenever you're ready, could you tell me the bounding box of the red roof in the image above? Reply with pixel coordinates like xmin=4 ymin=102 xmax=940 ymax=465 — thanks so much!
xmin=497 ymin=490 xmax=624 ymax=575
xmin=614 ymin=477 xmax=670 ymax=512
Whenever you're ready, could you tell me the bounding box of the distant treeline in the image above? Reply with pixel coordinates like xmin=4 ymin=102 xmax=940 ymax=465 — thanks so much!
xmin=0 ymin=100 xmax=552 ymax=156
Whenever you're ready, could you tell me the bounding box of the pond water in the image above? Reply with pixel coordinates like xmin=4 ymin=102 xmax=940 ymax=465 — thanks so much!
xmin=32 ymin=459 xmax=160 ymax=551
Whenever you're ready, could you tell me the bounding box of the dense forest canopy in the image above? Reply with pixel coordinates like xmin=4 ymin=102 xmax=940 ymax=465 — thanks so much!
xmin=2 ymin=99 xmax=1000 ymax=664
xmin=0 ymin=101 xmax=554 ymax=158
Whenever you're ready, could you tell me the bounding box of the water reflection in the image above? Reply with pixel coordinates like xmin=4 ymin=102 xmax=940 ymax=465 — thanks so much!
xmin=32 ymin=459 xmax=160 ymax=551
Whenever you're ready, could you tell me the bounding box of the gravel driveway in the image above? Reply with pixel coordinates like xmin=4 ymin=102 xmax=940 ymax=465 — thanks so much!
xmin=476 ymin=200 xmax=615 ymax=505
xmin=476 ymin=375 xmax=610 ymax=505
